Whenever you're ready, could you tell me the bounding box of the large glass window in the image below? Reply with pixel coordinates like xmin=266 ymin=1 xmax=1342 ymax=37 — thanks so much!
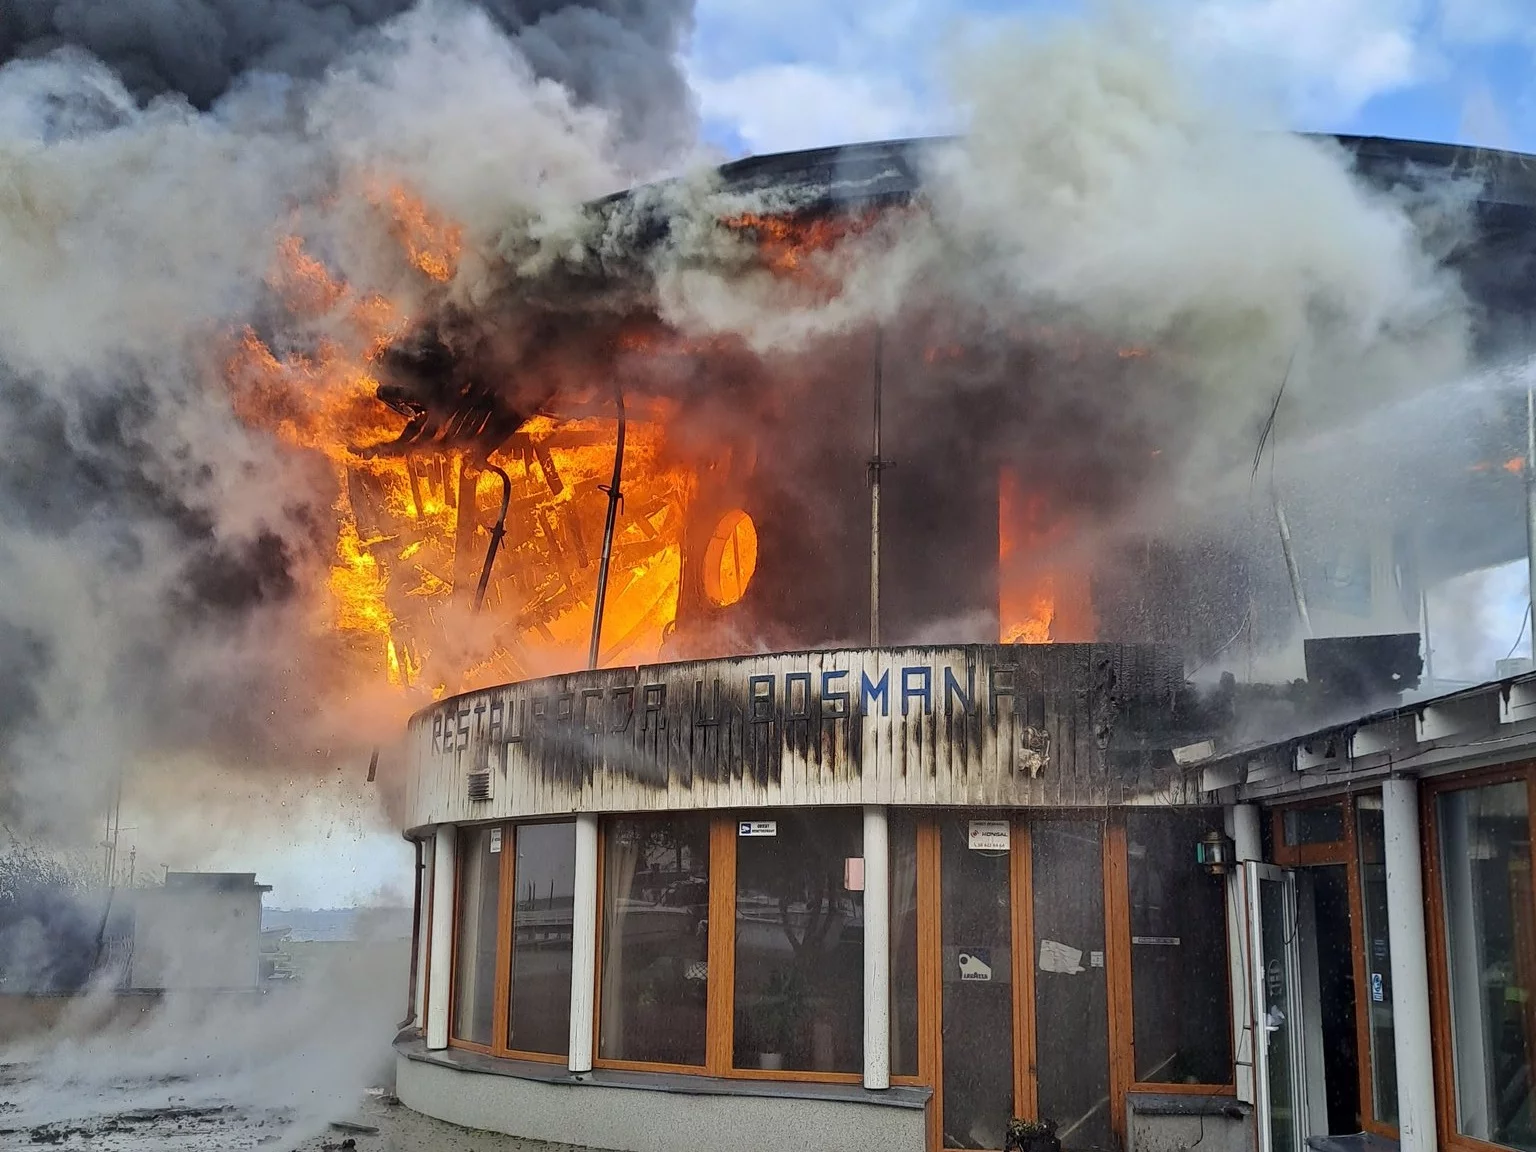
xmin=890 ymin=812 xmax=920 ymax=1079
xmin=733 ymin=810 xmax=863 ymax=1072
xmin=1356 ymin=794 xmax=1399 ymax=1127
xmin=452 ymin=825 xmax=502 ymax=1046
xmin=1125 ymin=811 xmax=1233 ymax=1085
xmin=941 ymin=816 xmax=1013 ymax=1151
xmin=1034 ymin=818 xmax=1112 ymax=1151
xmin=1439 ymin=780 xmax=1536 ymax=1151
xmin=599 ymin=815 xmax=711 ymax=1066
xmin=508 ymin=821 xmax=577 ymax=1057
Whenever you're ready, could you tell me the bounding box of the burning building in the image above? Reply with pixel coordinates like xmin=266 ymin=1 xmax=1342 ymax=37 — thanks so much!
xmin=354 ymin=131 xmax=1536 ymax=1152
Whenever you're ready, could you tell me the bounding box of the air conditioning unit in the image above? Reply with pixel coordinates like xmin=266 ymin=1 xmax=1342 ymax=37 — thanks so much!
xmin=1497 ymin=658 xmax=1534 ymax=679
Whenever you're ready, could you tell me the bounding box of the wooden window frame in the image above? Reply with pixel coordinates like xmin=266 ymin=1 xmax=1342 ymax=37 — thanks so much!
xmin=447 ymin=817 xmax=579 ymax=1064
xmin=588 ymin=809 xmax=877 ymax=1085
xmin=1269 ymin=791 xmax=1399 ymax=1139
xmin=1107 ymin=809 xmax=1239 ymax=1105
xmin=1423 ymin=762 xmax=1536 ymax=1152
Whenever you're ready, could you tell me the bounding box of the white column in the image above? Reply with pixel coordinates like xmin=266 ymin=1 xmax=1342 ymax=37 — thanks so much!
xmin=568 ymin=813 xmax=600 ymax=1073
xmin=1226 ymin=805 xmax=1261 ymax=1104
xmin=863 ymin=805 xmax=891 ymax=1090
xmin=1383 ymin=777 xmax=1438 ymax=1152
xmin=425 ymin=825 xmax=457 ymax=1051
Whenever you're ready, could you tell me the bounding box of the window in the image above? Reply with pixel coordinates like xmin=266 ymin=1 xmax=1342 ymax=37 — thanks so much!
xmin=733 ymin=810 xmax=863 ymax=1072
xmin=1355 ymin=794 xmax=1398 ymax=1127
xmin=1439 ymin=780 xmax=1536 ymax=1151
xmin=1034 ymin=819 xmax=1112 ymax=1151
xmin=941 ymin=815 xmax=1013 ymax=1151
xmin=508 ymin=821 xmax=576 ymax=1057
xmin=452 ymin=826 xmax=502 ymax=1046
xmin=1284 ymin=804 xmax=1345 ymax=847
xmin=599 ymin=815 xmax=711 ymax=1066
xmin=1125 ymin=811 xmax=1233 ymax=1086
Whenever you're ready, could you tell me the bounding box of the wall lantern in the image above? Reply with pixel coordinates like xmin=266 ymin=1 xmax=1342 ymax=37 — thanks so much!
xmin=1196 ymin=829 xmax=1236 ymax=876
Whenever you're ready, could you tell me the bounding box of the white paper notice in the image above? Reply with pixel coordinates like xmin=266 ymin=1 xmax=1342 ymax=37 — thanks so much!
xmin=1039 ymin=940 xmax=1084 ymax=974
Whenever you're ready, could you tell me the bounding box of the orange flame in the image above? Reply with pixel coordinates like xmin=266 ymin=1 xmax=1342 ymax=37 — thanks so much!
xmin=998 ymin=467 xmax=1096 ymax=644
xmin=225 ymin=185 xmax=692 ymax=698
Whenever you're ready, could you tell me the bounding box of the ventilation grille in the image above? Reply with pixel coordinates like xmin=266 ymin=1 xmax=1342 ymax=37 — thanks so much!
xmin=466 ymin=770 xmax=493 ymax=803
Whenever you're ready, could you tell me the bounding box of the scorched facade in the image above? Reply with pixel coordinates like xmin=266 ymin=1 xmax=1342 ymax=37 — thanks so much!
xmin=395 ymin=643 xmax=1246 ymax=1152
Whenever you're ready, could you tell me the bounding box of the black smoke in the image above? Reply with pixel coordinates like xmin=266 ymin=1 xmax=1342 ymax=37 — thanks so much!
xmin=0 ymin=0 xmax=698 ymax=161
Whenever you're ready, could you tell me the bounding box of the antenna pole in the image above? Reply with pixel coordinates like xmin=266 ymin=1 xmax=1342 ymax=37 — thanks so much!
xmin=869 ymin=327 xmax=887 ymax=646
xmin=1525 ymin=386 xmax=1536 ymax=660
xmin=589 ymin=384 xmax=627 ymax=671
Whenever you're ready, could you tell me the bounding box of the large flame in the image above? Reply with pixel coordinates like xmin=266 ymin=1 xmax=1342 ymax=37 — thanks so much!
xmin=999 ymin=467 xmax=1096 ymax=644
xmin=225 ymin=185 xmax=691 ymax=700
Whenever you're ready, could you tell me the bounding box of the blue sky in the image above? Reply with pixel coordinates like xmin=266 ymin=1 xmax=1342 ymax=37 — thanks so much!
xmin=686 ymin=0 xmax=1536 ymax=158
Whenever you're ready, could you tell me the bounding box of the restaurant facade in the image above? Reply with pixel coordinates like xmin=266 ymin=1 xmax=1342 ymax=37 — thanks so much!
xmin=392 ymin=642 xmax=1536 ymax=1152
xmin=393 ymin=642 xmax=1245 ymax=1152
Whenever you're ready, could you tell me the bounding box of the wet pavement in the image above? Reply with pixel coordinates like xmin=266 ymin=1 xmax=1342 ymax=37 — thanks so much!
xmin=0 ymin=942 xmax=595 ymax=1150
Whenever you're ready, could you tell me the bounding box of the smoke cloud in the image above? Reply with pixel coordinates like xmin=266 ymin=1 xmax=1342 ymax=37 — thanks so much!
xmin=0 ymin=0 xmax=1508 ymax=860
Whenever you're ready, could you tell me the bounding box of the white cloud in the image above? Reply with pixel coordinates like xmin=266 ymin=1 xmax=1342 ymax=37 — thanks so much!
xmin=691 ymin=62 xmax=940 ymax=156
xmin=1182 ymin=0 xmax=1429 ymax=119
xmin=1438 ymin=0 xmax=1529 ymax=47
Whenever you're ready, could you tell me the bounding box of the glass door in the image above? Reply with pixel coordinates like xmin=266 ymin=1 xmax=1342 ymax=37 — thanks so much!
xmin=1247 ymin=861 xmax=1306 ymax=1152
xmin=939 ymin=817 xmax=1014 ymax=1150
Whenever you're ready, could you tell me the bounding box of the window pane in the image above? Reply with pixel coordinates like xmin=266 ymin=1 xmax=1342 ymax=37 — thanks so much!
xmin=1440 ymin=781 xmax=1536 ymax=1150
xmin=452 ymin=826 xmax=502 ymax=1045
xmin=941 ymin=816 xmax=1013 ymax=1150
xmin=1126 ymin=811 xmax=1233 ymax=1085
xmin=733 ymin=810 xmax=863 ymax=1073
xmin=1284 ymin=805 xmax=1345 ymax=847
xmin=1356 ymin=795 xmax=1399 ymax=1126
xmin=1034 ymin=818 xmax=1112 ymax=1151
xmin=508 ymin=821 xmax=576 ymax=1057
xmin=598 ymin=815 xmax=710 ymax=1066
xmin=891 ymin=812 xmax=920 ymax=1078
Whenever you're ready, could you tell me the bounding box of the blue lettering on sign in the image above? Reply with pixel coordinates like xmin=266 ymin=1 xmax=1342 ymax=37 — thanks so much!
xmin=860 ymin=670 xmax=890 ymax=717
xmin=433 ymin=660 xmax=1045 ymax=764
xmin=901 ymin=666 xmax=932 ymax=716
xmin=821 ymin=669 xmax=850 ymax=718
xmin=1371 ymin=972 xmax=1384 ymax=1003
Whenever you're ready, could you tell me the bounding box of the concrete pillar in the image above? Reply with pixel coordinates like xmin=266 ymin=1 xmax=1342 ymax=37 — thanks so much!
xmin=568 ymin=813 xmax=600 ymax=1073
xmin=863 ymin=805 xmax=891 ymax=1090
xmin=1226 ymin=805 xmax=1261 ymax=1104
xmin=1382 ymin=777 xmax=1438 ymax=1152
xmin=425 ymin=825 xmax=457 ymax=1051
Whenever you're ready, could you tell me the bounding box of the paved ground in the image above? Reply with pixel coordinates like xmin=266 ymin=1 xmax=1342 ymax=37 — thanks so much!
xmin=0 ymin=1076 xmax=587 ymax=1151
xmin=0 ymin=942 xmax=597 ymax=1151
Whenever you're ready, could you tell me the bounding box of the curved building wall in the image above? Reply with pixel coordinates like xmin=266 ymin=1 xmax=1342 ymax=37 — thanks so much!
xmin=403 ymin=643 xmax=1203 ymax=831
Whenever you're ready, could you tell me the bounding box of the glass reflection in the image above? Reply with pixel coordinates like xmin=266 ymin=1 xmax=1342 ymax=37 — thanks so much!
xmin=599 ymin=815 xmax=711 ymax=1066
xmin=508 ymin=821 xmax=576 ymax=1057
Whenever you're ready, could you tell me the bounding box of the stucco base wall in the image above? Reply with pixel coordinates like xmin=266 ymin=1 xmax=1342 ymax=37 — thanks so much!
xmin=395 ymin=1048 xmax=928 ymax=1152
xmin=1127 ymin=1094 xmax=1254 ymax=1152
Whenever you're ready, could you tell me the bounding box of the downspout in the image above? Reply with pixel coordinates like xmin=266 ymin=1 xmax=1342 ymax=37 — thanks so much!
xmin=399 ymin=835 xmax=424 ymax=1030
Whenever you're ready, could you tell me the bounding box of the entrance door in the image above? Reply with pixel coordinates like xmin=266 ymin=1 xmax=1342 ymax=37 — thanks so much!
xmin=1247 ymin=861 xmax=1306 ymax=1152
xmin=938 ymin=818 xmax=1015 ymax=1150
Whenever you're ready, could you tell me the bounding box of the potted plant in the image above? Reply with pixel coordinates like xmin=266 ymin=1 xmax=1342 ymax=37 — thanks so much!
xmin=1004 ymin=1118 xmax=1061 ymax=1152
xmin=753 ymin=968 xmax=804 ymax=1070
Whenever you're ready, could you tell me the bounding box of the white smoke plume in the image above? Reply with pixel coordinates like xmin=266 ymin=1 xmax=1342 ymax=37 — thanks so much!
xmin=0 ymin=0 xmax=1502 ymax=857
